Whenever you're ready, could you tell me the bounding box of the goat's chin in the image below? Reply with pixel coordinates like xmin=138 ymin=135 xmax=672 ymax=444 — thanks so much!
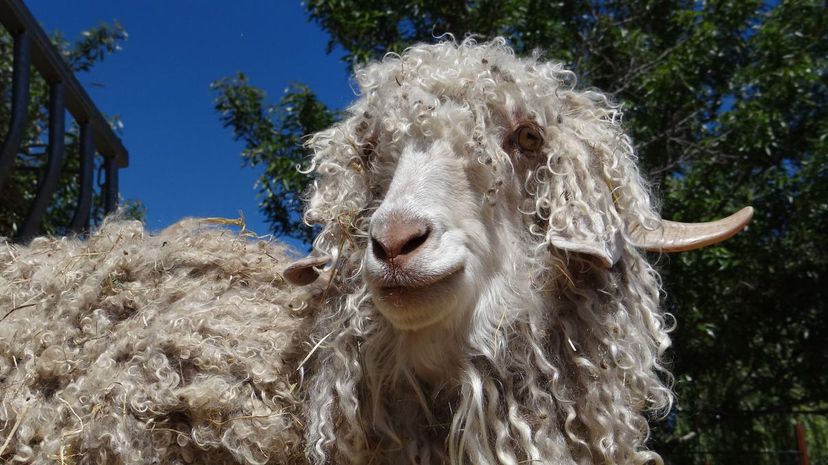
xmin=369 ymin=269 xmax=472 ymax=331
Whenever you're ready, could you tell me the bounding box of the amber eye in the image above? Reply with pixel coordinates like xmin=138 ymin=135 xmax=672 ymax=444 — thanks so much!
xmin=515 ymin=123 xmax=543 ymax=153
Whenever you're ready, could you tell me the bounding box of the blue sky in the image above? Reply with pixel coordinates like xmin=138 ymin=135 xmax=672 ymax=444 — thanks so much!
xmin=27 ymin=1 xmax=354 ymax=249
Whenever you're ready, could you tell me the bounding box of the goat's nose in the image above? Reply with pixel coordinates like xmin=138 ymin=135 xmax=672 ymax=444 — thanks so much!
xmin=371 ymin=215 xmax=432 ymax=262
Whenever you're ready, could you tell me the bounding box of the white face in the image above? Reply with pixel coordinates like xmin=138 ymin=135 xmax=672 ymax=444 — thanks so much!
xmin=362 ymin=136 xmax=530 ymax=331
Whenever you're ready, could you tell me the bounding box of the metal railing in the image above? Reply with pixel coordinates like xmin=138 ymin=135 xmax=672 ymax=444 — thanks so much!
xmin=0 ymin=0 xmax=128 ymax=241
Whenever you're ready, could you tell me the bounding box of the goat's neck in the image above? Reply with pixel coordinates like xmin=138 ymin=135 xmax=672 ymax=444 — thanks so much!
xmin=397 ymin=323 xmax=466 ymax=385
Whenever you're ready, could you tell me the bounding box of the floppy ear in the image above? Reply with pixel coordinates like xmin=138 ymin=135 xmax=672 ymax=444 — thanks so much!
xmin=542 ymin=170 xmax=623 ymax=268
xmin=283 ymin=254 xmax=331 ymax=286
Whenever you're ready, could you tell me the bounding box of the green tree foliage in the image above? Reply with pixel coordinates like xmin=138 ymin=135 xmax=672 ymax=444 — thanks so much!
xmin=213 ymin=76 xmax=336 ymax=243
xmin=0 ymin=21 xmax=144 ymax=238
xmin=214 ymin=1 xmax=827 ymax=461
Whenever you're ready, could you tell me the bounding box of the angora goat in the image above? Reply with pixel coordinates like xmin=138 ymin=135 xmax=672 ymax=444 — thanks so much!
xmin=0 ymin=38 xmax=752 ymax=465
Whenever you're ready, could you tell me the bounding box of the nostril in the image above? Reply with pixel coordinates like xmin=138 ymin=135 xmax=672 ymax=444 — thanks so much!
xmin=372 ymin=236 xmax=389 ymax=261
xmin=399 ymin=227 xmax=430 ymax=255
xmin=370 ymin=217 xmax=433 ymax=262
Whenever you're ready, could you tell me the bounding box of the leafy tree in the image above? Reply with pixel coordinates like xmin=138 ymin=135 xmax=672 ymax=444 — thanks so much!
xmin=214 ymin=1 xmax=827 ymax=461
xmin=0 ymin=21 xmax=144 ymax=238
xmin=213 ymin=77 xmax=336 ymax=243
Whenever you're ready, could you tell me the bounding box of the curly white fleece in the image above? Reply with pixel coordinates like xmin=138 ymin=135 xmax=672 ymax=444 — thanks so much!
xmin=0 ymin=218 xmax=310 ymax=464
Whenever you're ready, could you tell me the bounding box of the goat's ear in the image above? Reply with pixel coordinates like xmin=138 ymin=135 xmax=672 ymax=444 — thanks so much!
xmin=533 ymin=138 xmax=624 ymax=268
xmin=544 ymin=188 xmax=623 ymax=268
xmin=283 ymin=255 xmax=331 ymax=286
xmin=547 ymin=229 xmax=622 ymax=268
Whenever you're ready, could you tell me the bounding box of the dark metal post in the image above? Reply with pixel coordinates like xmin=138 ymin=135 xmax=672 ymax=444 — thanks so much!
xmin=795 ymin=423 xmax=810 ymax=465
xmin=104 ymin=156 xmax=119 ymax=213
xmin=17 ymin=81 xmax=65 ymax=241
xmin=1 ymin=0 xmax=129 ymax=239
xmin=0 ymin=30 xmax=31 ymax=192
xmin=70 ymin=122 xmax=94 ymax=233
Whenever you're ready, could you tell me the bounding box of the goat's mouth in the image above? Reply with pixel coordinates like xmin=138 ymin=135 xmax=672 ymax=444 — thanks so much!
xmin=378 ymin=271 xmax=457 ymax=301
xmin=368 ymin=263 xmax=466 ymax=328
xmin=375 ymin=264 xmax=462 ymax=291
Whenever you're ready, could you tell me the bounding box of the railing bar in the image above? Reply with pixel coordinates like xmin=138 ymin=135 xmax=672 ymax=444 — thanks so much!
xmin=70 ymin=122 xmax=94 ymax=233
xmin=0 ymin=0 xmax=129 ymax=168
xmin=104 ymin=156 xmax=119 ymax=214
xmin=0 ymin=30 xmax=31 ymax=192
xmin=17 ymin=81 xmax=66 ymax=241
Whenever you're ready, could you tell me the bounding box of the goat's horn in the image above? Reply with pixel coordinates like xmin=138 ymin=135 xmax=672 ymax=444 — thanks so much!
xmin=283 ymin=254 xmax=331 ymax=286
xmin=630 ymin=206 xmax=754 ymax=252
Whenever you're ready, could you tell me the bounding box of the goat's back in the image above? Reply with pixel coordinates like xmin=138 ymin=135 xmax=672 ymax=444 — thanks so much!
xmin=0 ymin=219 xmax=311 ymax=464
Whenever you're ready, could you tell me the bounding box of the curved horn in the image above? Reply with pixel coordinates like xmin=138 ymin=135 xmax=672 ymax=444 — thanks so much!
xmin=630 ymin=206 xmax=754 ymax=252
xmin=283 ymin=254 xmax=331 ymax=286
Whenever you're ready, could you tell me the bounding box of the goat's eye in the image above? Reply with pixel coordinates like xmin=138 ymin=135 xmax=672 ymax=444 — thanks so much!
xmin=515 ymin=124 xmax=543 ymax=153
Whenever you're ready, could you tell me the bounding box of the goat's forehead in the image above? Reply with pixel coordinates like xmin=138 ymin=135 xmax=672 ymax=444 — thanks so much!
xmin=352 ymin=81 xmax=551 ymax=135
xmin=353 ymin=51 xmax=564 ymax=123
